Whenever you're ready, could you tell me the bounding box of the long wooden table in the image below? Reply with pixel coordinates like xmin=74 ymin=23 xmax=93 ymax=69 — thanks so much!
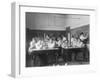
xmin=29 ymin=47 xmax=89 ymax=66
xmin=63 ymin=47 xmax=89 ymax=62
xmin=30 ymin=48 xmax=60 ymax=66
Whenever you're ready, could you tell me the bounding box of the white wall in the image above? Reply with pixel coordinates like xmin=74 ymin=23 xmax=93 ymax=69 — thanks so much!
xmin=26 ymin=13 xmax=66 ymax=30
xmin=26 ymin=13 xmax=89 ymax=30
xmin=65 ymin=14 xmax=89 ymax=29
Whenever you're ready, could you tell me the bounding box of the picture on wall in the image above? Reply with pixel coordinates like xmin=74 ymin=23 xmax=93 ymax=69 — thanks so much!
xmin=11 ymin=2 xmax=96 ymax=77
